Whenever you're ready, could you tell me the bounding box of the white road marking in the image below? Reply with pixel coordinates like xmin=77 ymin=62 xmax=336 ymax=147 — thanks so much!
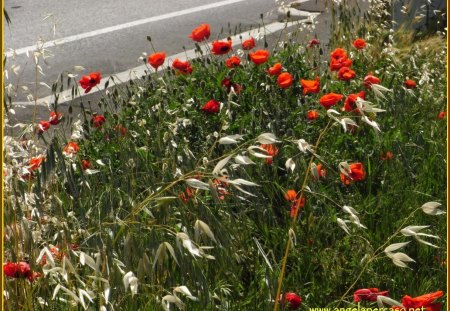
xmin=11 ymin=18 xmax=320 ymax=107
xmin=5 ymin=0 xmax=247 ymax=58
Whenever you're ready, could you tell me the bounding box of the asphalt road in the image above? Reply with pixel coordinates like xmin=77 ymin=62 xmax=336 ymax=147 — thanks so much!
xmin=3 ymin=0 xmax=331 ymax=128
xmin=4 ymin=0 xmax=280 ymax=101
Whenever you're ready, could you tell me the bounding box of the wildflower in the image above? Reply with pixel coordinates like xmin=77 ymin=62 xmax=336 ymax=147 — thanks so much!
xmin=179 ymin=187 xmax=195 ymax=203
xmin=290 ymin=196 xmax=306 ymax=218
xmin=81 ymin=159 xmax=91 ymax=171
xmin=338 ymin=66 xmax=356 ymax=81
xmin=307 ymin=110 xmax=320 ymax=120
xmin=284 ymin=190 xmax=297 ymax=201
xmin=201 ymin=100 xmax=220 ymax=114
xmin=40 ymin=246 xmax=64 ymax=265
xmin=213 ymin=179 xmax=229 ymax=200
xmin=363 ymin=72 xmax=381 ymax=89
xmin=148 ymin=52 xmax=166 ymax=70
xmin=331 ymin=57 xmax=353 ymax=71
xmin=189 ymin=24 xmax=210 ymax=42
xmin=63 ymin=141 xmax=80 ymax=156
xmin=221 ymin=78 xmax=243 ymax=94
xmin=330 ymin=48 xmax=348 ymax=60
xmin=311 ymin=163 xmax=326 ymax=180
xmin=353 ymin=38 xmax=367 ymax=49
xmin=172 ymin=59 xmax=193 ymax=74
xmin=330 ymin=48 xmax=352 ymax=71
xmin=211 ymin=40 xmax=232 ymax=55
xmin=438 ymin=111 xmax=446 ymax=119
xmin=49 ymin=111 xmax=63 ymax=125
xmin=277 ymin=72 xmax=293 ymax=89
xmin=392 ymin=291 xmax=443 ymax=311
xmin=29 ymin=156 xmax=45 ymax=171
xmin=353 ymin=288 xmax=388 ymax=302
xmin=115 ymin=124 xmax=127 ymax=137
xmin=91 ymin=115 xmax=106 ymax=128
xmin=404 ymin=79 xmax=417 ymax=89
xmin=260 ymin=144 xmax=279 ymax=165
xmin=249 ymin=50 xmax=270 ymax=65
xmin=319 ymin=93 xmax=344 ymax=110
xmin=343 ymin=91 xmax=365 ymax=113
xmin=37 ymin=121 xmax=50 ymax=134
xmin=340 ymin=162 xmax=366 ymax=185
xmin=242 ymin=37 xmax=256 ymax=50
xmin=300 ymin=76 xmax=320 ymax=95
xmin=280 ymin=292 xmax=302 ymax=310
xmin=3 ymin=261 xmax=39 ymax=282
xmin=380 ymin=151 xmax=393 ymax=161
xmin=79 ymin=72 xmax=101 ymax=93
xmin=267 ymin=63 xmax=282 ymax=76
xmin=307 ymin=38 xmax=320 ymax=47
xmin=225 ymin=56 xmax=241 ymax=69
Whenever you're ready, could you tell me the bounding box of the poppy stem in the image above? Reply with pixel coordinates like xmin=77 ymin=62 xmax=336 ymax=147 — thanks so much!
xmin=273 ymin=121 xmax=333 ymax=311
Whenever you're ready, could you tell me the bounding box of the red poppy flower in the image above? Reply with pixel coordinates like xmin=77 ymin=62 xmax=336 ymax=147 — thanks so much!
xmin=63 ymin=141 xmax=80 ymax=155
xmin=201 ymin=100 xmax=220 ymax=114
xmin=438 ymin=111 xmax=446 ymax=119
xmin=115 ymin=124 xmax=127 ymax=137
xmin=260 ymin=144 xmax=279 ymax=165
xmin=284 ymin=190 xmax=297 ymax=201
xmin=49 ymin=111 xmax=63 ymax=125
xmin=213 ymin=179 xmax=229 ymax=200
xmin=300 ymin=76 xmax=320 ymax=95
xmin=330 ymin=57 xmax=353 ymax=71
xmin=267 ymin=63 xmax=282 ymax=76
xmin=81 ymin=159 xmax=91 ymax=171
xmin=380 ymin=151 xmax=393 ymax=161
xmin=330 ymin=48 xmax=352 ymax=71
xmin=225 ymin=56 xmax=241 ymax=69
xmin=91 ymin=115 xmax=106 ymax=128
xmin=306 ymin=110 xmax=320 ymax=120
xmin=29 ymin=156 xmax=45 ymax=171
xmin=319 ymin=93 xmax=344 ymax=110
xmin=37 ymin=121 xmax=51 ymax=134
xmin=340 ymin=162 xmax=366 ymax=185
xmin=392 ymin=291 xmax=444 ymax=311
xmin=330 ymin=48 xmax=348 ymax=60
xmin=338 ymin=67 xmax=356 ymax=81
xmin=211 ymin=40 xmax=232 ymax=55
xmin=249 ymin=50 xmax=270 ymax=65
xmin=280 ymin=292 xmax=302 ymax=310
xmin=343 ymin=91 xmax=365 ymax=112
xmin=353 ymin=288 xmax=388 ymax=302
xmin=277 ymin=72 xmax=293 ymax=89
xmin=148 ymin=52 xmax=166 ymax=70
xmin=189 ymin=24 xmax=210 ymax=42
xmin=179 ymin=187 xmax=195 ymax=203
xmin=221 ymin=78 xmax=242 ymax=94
xmin=353 ymin=38 xmax=367 ymax=49
xmin=363 ymin=72 xmax=381 ymax=89
xmin=290 ymin=196 xmax=306 ymax=218
xmin=172 ymin=59 xmax=193 ymax=74
xmin=404 ymin=79 xmax=417 ymax=89
xmin=4 ymin=262 xmax=19 ymax=278
xmin=312 ymin=163 xmax=326 ymax=180
xmin=79 ymin=72 xmax=101 ymax=94
xmin=40 ymin=246 xmax=65 ymax=266
xmin=3 ymin=261 xmax=36 ymax=281
xmin=307 ymin=38 xmax=320 ymax=47
xmin=242 ymin=37 xmax=256 ymax=50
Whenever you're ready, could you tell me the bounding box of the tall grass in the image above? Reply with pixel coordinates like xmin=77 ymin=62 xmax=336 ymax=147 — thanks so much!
xmin=3 ymin=0 xmax=447 ymax=310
